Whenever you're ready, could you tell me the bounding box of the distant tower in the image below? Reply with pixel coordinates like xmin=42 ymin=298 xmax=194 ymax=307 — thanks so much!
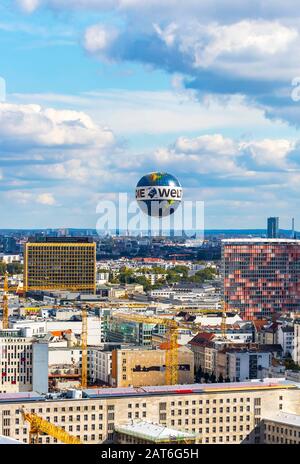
xmin=292 ymin=217 xmax=296 ymax=239
xmin=267 ymin=217 xmax=279 ymax=238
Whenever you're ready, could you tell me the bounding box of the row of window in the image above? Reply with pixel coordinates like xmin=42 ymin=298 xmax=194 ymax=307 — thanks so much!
xmin=171 ymin=406 xmax=251 ymax=415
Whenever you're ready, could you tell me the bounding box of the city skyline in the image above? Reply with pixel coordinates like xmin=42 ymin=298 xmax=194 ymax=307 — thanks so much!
xmin=2 ymin=1 xmax=300 ymax=228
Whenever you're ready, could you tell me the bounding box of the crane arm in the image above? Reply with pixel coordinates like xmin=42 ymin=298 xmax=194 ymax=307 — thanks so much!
xmin=21 ymin=409 xmax=81 ymax=444
xmin=115 ymin=312 xmax=178 ymax=329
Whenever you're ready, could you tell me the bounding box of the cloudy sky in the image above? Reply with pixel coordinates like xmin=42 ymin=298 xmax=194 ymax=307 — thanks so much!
xmin=2 ymin=0 xmax=300 ymax=229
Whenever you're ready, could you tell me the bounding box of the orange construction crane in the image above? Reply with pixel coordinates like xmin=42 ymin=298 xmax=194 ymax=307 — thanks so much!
xmin=21 ymin=408 xmax=81 ymax=444
xmin=115 ymin=313 xmax=179 ymax=385
xmin=19 ymin=276 xmax=90 ymax=389
xmin=221 ymin=300 xmax=227 ymax=339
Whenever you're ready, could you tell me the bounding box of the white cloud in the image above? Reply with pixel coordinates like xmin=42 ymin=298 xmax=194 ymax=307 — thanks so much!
xmin=17 ymin=0 xmax=41 ymax=13
xmin=241 ymin=139 xmax=295 ymax=168
xmin=0 ymin=102 xmax=115 ymax=149
xmin=153 ymin=23 xmax=178 ymax=47
xmin=147 ymin=134 xmax=299 ymax=181
xmin=84 ymin=24 xmax=119 ymax=55
xmin=36 ymin=192 xmax=56 ymax=205
xmin=8 ymin=191 xmax=33 ymax=204
xmin=174 ymin=134 xmax=237 ymax=156
xmin=15 ymin=0 xmax=300 ymax=20
xmin=9 ymin=191 xmax=56 ymax=206
xmin=21 ymin=90 xmax=291 ymax=136
xmin=193 ymin=20 xmax=297 ymax=67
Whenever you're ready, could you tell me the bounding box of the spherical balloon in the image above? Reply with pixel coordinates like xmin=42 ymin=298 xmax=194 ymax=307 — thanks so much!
xmin=135 ymin=172 xmax=182 ymax=217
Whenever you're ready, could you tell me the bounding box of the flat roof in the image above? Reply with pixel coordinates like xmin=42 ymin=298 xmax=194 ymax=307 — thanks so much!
xmin=0 ymin=435 xmax=24 ymax=444
xmin=83 ymin=380 xmax=298 ymax=399
xmin=28 ymin=237 xmax=94 ymax=244
xmin=0 ymin=380 xmax=298 ymax=404
xmin=0 ymin=392 xmax=43 ymax=402
xmin=222 ymin=239 xmax=300 ymax=244
xmin=115 ymin=420 xmax=195 ymax=442
xmin=263 ymin=411 xmax=300 ymax=428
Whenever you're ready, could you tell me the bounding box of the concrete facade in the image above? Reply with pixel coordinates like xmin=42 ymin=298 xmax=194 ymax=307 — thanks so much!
xmin=111 ymin=347 xmax=194 ymax=387
xmin=0 ymin=380 xmax=299 ymax=444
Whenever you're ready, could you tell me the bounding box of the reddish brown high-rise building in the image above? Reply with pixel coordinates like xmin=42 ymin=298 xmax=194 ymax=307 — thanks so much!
xmin=222 ymin=239 xmax=300 ymax=319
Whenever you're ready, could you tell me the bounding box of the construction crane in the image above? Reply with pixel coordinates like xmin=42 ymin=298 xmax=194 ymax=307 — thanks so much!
xmin=115 ymin=313 xmax=179 ymax=385
xmin=221 ymin=300 xmax=227 ymax=339
xmin=21 ymin=408 xmax=81 ymax=444
xmin=18 ymin=276 xmax=90 ymax=389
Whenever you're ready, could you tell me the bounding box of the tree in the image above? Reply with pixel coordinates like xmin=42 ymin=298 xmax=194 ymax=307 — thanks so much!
xmin=218 ymin=374 xmax=224 ymax=383
xmin=118 ymin=268 xmax=135 ymax=284
xmin=210 ymin=373 xmax=216 ymax=383
xmin=284 ymin=358 xmax=300 ymax=371
xmin=204 ymin=372 xmax=210 ymax=383
xmin=7 ymin=262 xmax=23 ymax=275
xmin=187 ymin=267 xmax=217 ymax=283
xmin=134 ymin=276 xmax=152 ymax=292
xmin=195 ymin=366 xmax=203 ymax=383
xmin=0 ymin=262 xmax=6 ymax=276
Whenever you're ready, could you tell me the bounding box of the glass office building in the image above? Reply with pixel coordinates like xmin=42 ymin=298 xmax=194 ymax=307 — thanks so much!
xmin=267 ymin=217 xmax=279 ymax=238
xmin=222 ymin=239 xmax=300 ymax=319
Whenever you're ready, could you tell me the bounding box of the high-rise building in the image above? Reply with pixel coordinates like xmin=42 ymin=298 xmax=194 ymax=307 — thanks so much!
xmin=0 ymin=329 xmax=48 ymax=393
xmin=267 ymin=217 xmax=279 ymax=238
xmin=222 ymin=239 xmax=300 ymax=319
xmin=24 ymin=237 xmax=96 ymax=293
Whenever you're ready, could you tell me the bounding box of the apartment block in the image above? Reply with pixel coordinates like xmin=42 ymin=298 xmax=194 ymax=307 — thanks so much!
xmin=111 ymin=347 xmax=194 ymax=387
xmin=0 ymin=329 xmax=48 ymax=394
xmin=88 ymin=348 xmax=112 ymax=385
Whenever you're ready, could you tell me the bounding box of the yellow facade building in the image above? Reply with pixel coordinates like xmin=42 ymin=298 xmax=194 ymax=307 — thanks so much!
xmin=111 ymin=346 xmax=194 ymax=387
xmin=24 ymin=237 xmax=96 ymax=293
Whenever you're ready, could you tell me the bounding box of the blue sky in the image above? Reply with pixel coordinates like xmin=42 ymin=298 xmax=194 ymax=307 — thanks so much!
xmin=2 ymin=0 xmax=300 ymax=229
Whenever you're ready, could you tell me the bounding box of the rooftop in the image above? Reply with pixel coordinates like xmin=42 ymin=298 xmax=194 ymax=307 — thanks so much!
xmin=0 ymin=380 xmax=298 ymax=404
xmin=222 ymin=238 xmax=300 ymax=244
xmin=0 ymin=435 xmax=24 ymax=444
xmin=263 ymin=411 xmax=300 ymax=428
xmin=28 ymin=236 xmax=94 ymax=244
xmin=115 ymin=420 xmax=195 ymax=443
